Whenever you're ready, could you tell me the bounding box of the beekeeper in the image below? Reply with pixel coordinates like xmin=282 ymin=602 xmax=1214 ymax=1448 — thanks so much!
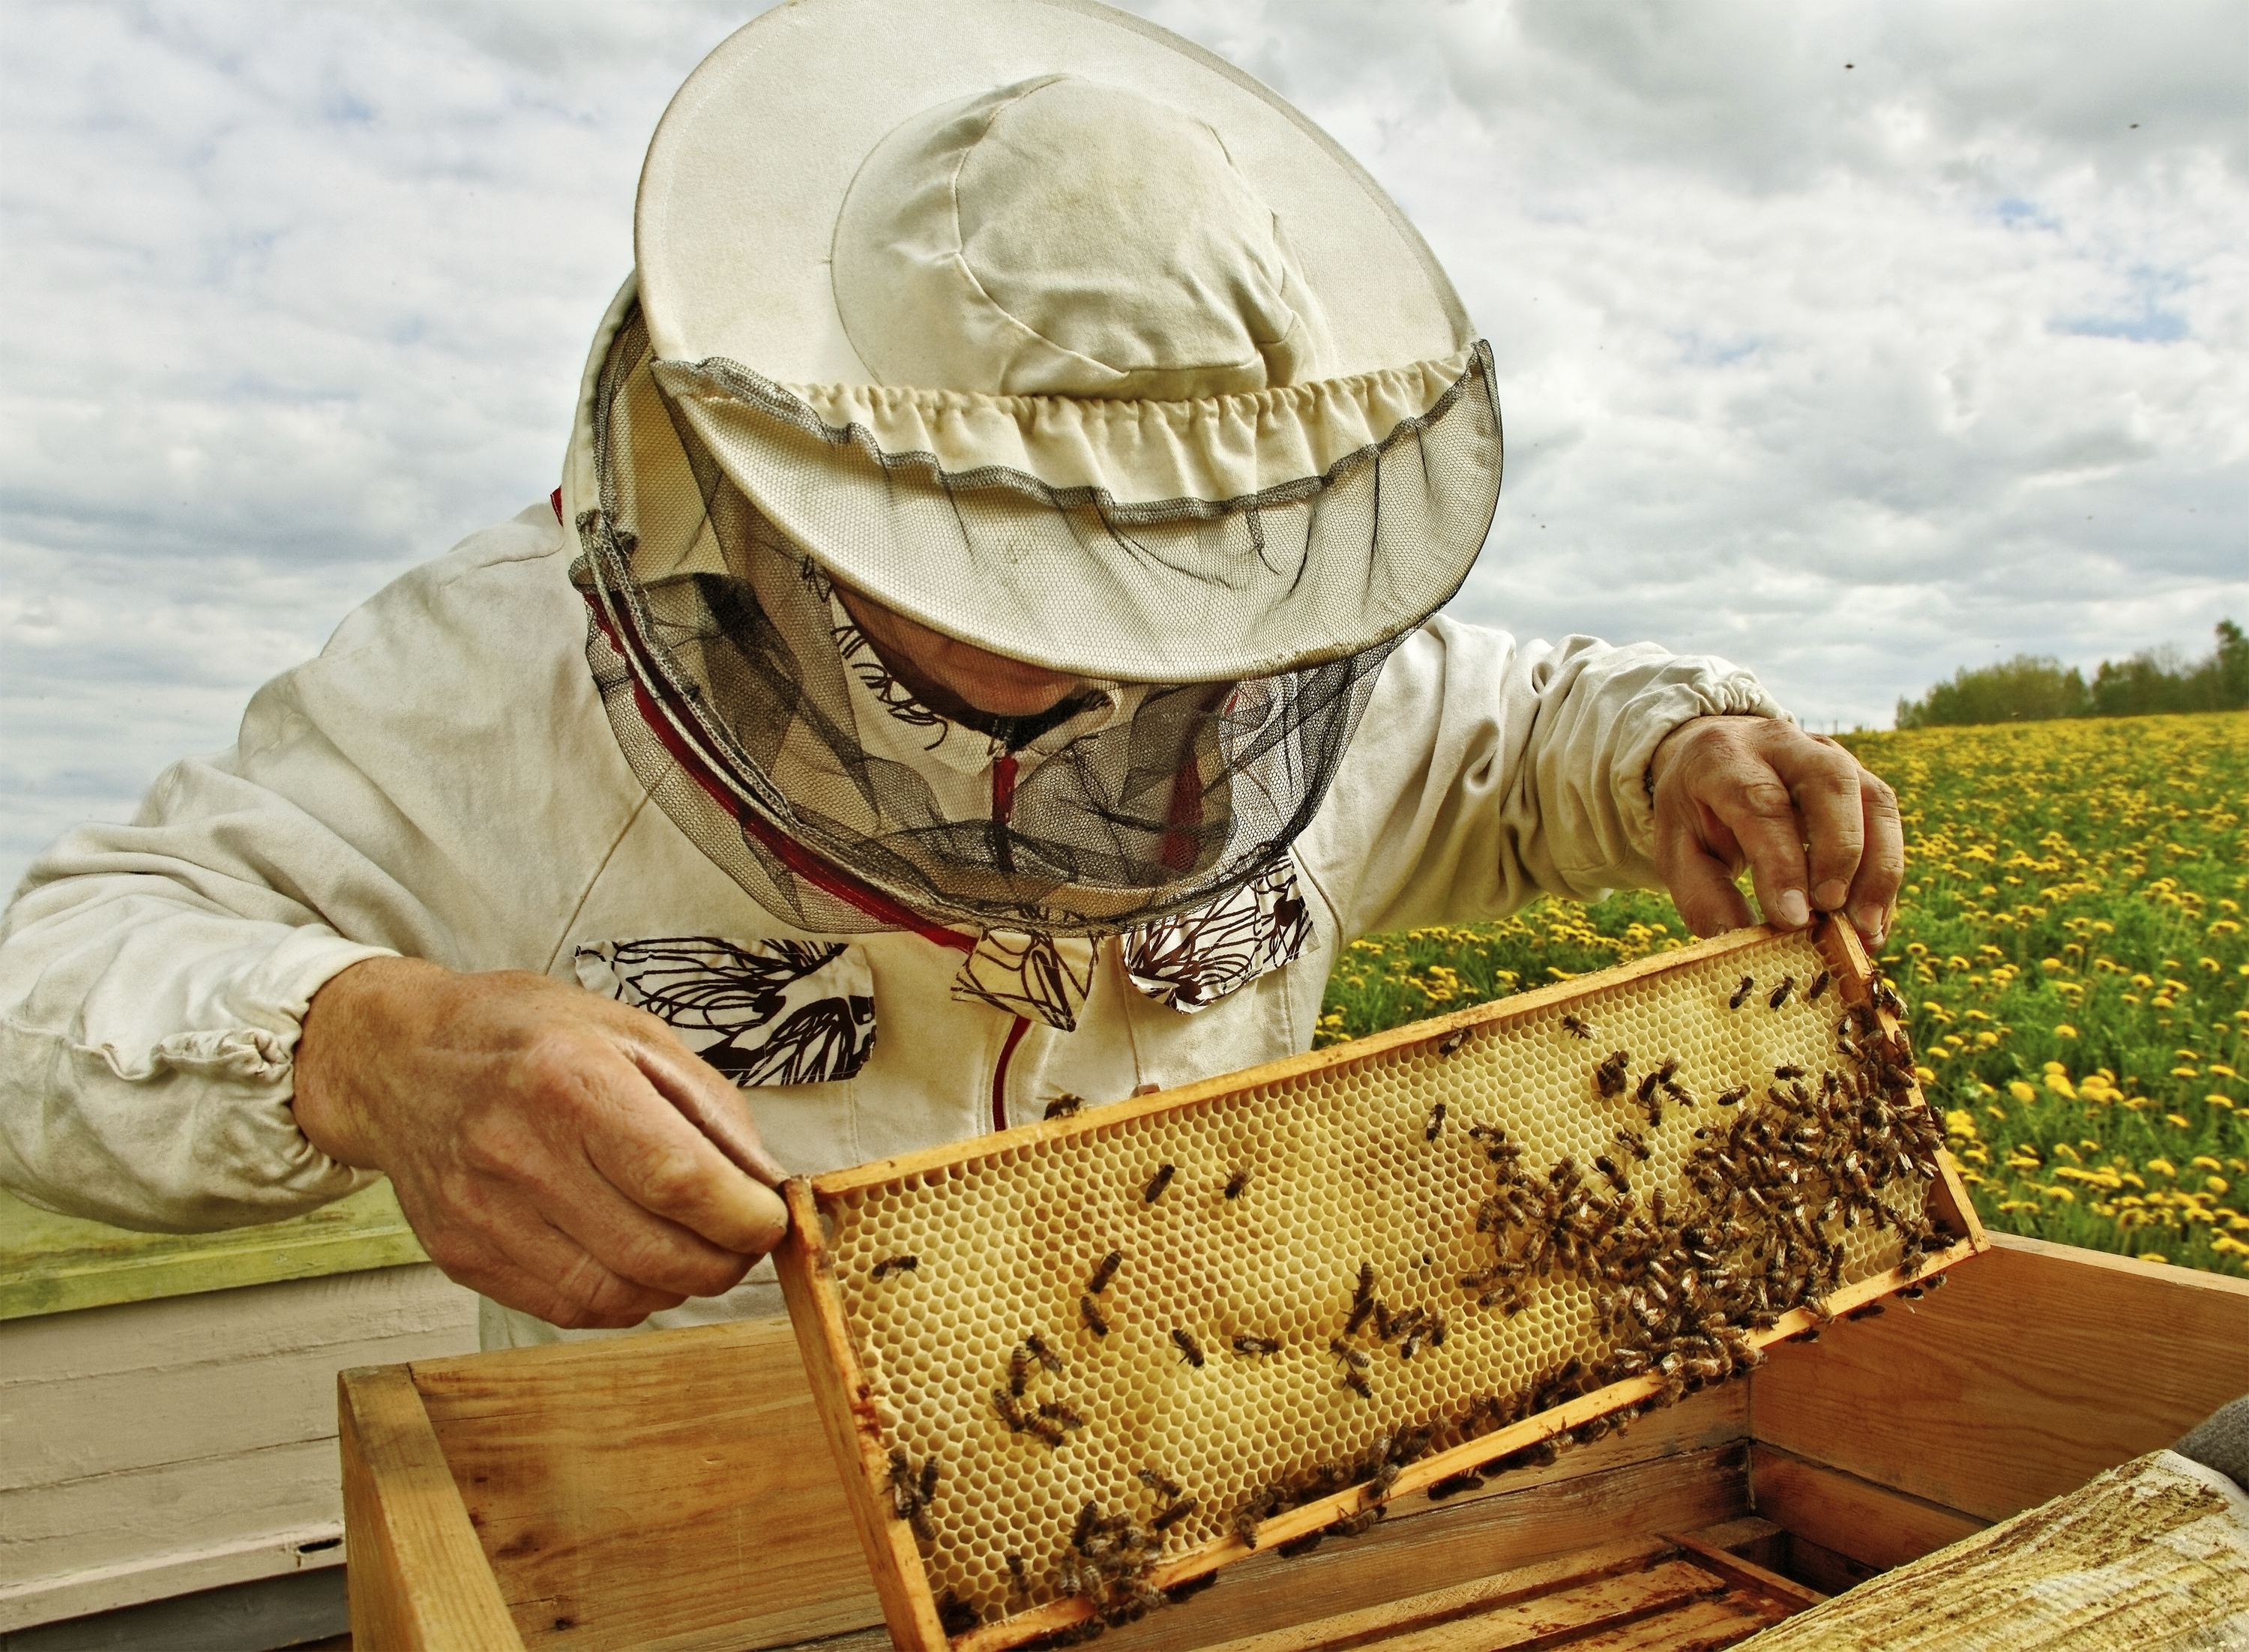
xmin=0 ymin=0 xmax=1900 ymax=1348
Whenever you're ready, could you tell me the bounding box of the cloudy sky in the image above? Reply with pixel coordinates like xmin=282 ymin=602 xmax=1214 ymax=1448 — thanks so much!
xmin=3 ymin=0 xmax=2245 ymax=889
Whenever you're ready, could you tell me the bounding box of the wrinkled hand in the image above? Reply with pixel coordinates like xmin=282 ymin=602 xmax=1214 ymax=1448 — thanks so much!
xmin=294 ymin=958 xmax=789 ymax=1329
xmin=1648 ymin=716 xmax=1903 ymax=950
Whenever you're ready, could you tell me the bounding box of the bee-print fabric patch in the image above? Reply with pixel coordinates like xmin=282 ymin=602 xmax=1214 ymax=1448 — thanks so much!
xmin=574 ymin=936 xmax=875 ymax=1087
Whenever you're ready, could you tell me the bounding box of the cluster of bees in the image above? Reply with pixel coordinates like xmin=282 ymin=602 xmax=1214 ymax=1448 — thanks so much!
xmin=875 ymin=953 xmax=1954 ymax=1642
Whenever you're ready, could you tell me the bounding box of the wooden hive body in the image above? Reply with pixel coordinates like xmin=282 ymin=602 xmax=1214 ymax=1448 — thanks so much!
xmin=774 ymin=921 xmax=1987 ymax=1650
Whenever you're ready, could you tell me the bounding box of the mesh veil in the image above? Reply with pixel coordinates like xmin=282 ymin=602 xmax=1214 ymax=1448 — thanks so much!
xmin=571 ymin=306 xmax=1498 ymax=938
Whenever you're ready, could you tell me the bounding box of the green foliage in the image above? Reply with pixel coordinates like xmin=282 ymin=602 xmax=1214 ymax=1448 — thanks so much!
xmin=1895 ymin=654 xmax=2086 ymax=729
xmin=1319 ymin=710 xmax=2249 ymax=1276
xmin=1897 ymin=618 xmax=2247 ymax=729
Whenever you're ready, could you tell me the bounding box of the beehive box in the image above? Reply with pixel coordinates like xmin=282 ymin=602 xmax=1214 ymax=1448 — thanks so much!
xmin=773 ymin=920 xmax=1985 ymax=1651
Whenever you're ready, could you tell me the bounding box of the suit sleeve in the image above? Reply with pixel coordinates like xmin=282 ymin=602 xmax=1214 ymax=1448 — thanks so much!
xmin=0 ymin=504 xmax=632 ymax=1231
xmin=1296 ymin=618 xmax=1789 ymax=943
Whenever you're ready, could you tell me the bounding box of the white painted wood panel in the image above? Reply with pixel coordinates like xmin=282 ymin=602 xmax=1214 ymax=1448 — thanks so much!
xmin=0 ymin=1262 xmax=478 ymax=1630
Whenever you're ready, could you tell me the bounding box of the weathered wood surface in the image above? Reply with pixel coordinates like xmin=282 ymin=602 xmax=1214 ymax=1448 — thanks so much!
xmin=340 ymin=1363 xmax=523 ymax=1651
xmin=409 ymin=1312 xmax=879 ymax=1652
xmin=0 ymin=1262 xmax=475 ymax=1632
xmin=1753 ymin=1230 xmax=2249 ymax=1523
xmin=1744 ymin=1450 xmax=2249 ymax=1650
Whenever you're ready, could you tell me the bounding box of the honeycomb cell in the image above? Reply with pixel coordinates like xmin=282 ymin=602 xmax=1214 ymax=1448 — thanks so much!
xmin=819 ymin=932 xmax=1944 ymax=1627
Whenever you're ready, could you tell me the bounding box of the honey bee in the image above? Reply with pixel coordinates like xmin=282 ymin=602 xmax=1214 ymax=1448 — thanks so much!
xmin=1088 ymin=1249 xmax=1122 ymax=1294
xmin=1008 ymin=1347 xmax=1032 ymax=1397
xmin=1714 ymin=1085 xmax=1750 ymax=1107
xmin=1025 ymin=1415 xmax=1069 ymax=1448
xmin=1170 ymin=1328 xmax=1206 ymax=1367
xmin=1024 ymin=1333 xmax=1065 ymax=1375
xmin=1144 ymin=1163 xmax=1177 ymax=1202
xmin=1080 ymin=1294 xmax=1110 ymax=1337
xmin=1038 ymin=1399 xmax=1087 ymax=1429
xmin=993 ymin=1390 xmax=1029 ymax=1432
xmin=1807 ymin=969 xmax=1832 ymax=1002
xmin=1044 ymin=1093 xmax=1086 ymax=1120
xmin=1328 ymin=1336 xmax=1370 ymax=1370
xmin=1637 ymin=1070 xmax=1662 ymax=1108
xmin=1223 ymin=1168 xmax=1250 ymax=1200
xmin=1151 ymin=1497 xmax=1199 ymax=1533
xmin=1616 ymin=1127 xmax=1652 ymax=1162
xmin=1769 ymin=974 xmax=1796 ymax=1010
xmin=1774 ymin=1064 xmax=1806 ymax=1079
xmin=870 ymin=1254 xmax=918 ymax=1281
xmin=1231 ymin=1335 xmax=1283 ymax=1356
xmin=1729 ymin=975 xmax=1755 ymax=1010
xmin=1136 ymin=1467 xmax=1184 ymax=1499
xmin=1346 ymin=1261 xmax=1376 ymax=1335
xmin=1843 ymin=1303 xmax=1885 ymax=1322
xmin=1005 ymin=1553 xmax=1029 ymax=1597
xmin=1343 ymin=1369 xmax=1373 ymax=1399
xmin=1436 ymin=1028 xmax=1470 ymax=1056
xmin=1595 ymin=1050 xmax=1631 ymax=1098
xmin=1427 ymin=1312 xmax=1448 ymax=1348
xmin=1418 ymin=1102 xmax=1447 ymax=1142
xmin=1231 ymin=1507 xmax=1263 ymax=1549
xmin=1399 ymin=1328 xmax=1425 ymax=1360
xmin=1426 ymin=1468 xmax=1484 ymax=1501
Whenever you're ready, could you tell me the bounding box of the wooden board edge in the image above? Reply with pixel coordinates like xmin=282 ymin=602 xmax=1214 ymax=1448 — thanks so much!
xmin=338 ymin=1364 xmax=525 ymax=1652
xmin=1813 ymin=919 xmax=1989 ymax=1258
xmin=774 ymin=1177 xmax=950 ymax=1651
xmin=814 ymin=926 xmax=1797 ymax=1198
xmin=1659 ymin=1531 xmax=1825 ymax=1612
xmin=1986 ymin=1228 xmax=2249 ymax=1297
xmin=1749 ymin=1442 xmax=1987 ymax=1572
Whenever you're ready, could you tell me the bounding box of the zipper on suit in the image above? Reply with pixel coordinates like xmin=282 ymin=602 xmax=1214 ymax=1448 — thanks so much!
xmin=993 ymin=1014 xmax=1031 ymax=1133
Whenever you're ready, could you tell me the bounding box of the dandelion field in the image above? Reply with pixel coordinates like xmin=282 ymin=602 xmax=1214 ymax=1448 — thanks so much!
xmin=1317 ymin=710 xmax=2249 ymax=1277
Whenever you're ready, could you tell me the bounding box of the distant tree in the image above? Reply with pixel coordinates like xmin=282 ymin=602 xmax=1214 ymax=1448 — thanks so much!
xmin=1895 ymin=654 xmax=2089 ymax=729
xmin=1898 ymin=618 xmax=2245 ymax=728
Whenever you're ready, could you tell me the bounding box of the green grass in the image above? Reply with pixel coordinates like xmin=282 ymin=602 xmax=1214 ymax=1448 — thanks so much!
xmin=1316 ymin=709 xmax=2249 ymax=1276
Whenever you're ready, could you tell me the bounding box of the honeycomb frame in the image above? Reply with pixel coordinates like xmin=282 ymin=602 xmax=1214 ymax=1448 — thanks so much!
xmin=773 ymin=920 xmax=1987 ymax=1651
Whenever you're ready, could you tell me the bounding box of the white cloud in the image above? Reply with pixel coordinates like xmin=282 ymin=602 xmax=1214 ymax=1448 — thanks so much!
xmin=4 ymin=0 xmax=2245 ymax=887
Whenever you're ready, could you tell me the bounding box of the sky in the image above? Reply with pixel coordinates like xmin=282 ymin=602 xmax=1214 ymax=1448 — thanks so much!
xmin=3 ymin=0 xmax=2245 ymax=890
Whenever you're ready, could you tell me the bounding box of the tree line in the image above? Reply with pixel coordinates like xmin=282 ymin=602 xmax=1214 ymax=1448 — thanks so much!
xmin=1896 ymin=618 xmax=2248 ymax=729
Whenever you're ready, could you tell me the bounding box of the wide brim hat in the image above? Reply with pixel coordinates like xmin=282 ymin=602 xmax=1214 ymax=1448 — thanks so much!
xmin=567 ymin=0 xmax=1502 ymax=685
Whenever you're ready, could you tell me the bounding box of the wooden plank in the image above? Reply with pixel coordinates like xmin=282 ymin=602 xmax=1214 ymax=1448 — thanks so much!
xmin=339 ymin=1365 xmax=523 ymax=1652
xmin=0 ymin=1181 xmax=430 ymax=1320
xmin=409 ymin=1309 xmax=879 ymax=1652
xmin=1184 ymin=1540 xmax=1669 ymax=1652
xmin=811 ymin=927 xmax=1787 ymax=1198
xmin=772 ymin=1177 xmax=949 ymax=1652
xmin=1750 ymin=1231 xmax=2249 ymax=1522
xmin=1659 ymin=1532 xmax=1823 ymax=1611
xmin=1092 ymin=1444 xmax=1753 ymax=1652
xmin=1201 ymin=1556 xmax=1734 ymax=1652
xmin=1749 ymin=1447 xmax=1984 ymax=1571
xmin=0 ymin=1265 xmax=475 ymax=1631
xmin=1551 ymin=1596 xmax=1782 ymax=1651
xmin=1679 ymin=1516 xmax=1786 ymax=1573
